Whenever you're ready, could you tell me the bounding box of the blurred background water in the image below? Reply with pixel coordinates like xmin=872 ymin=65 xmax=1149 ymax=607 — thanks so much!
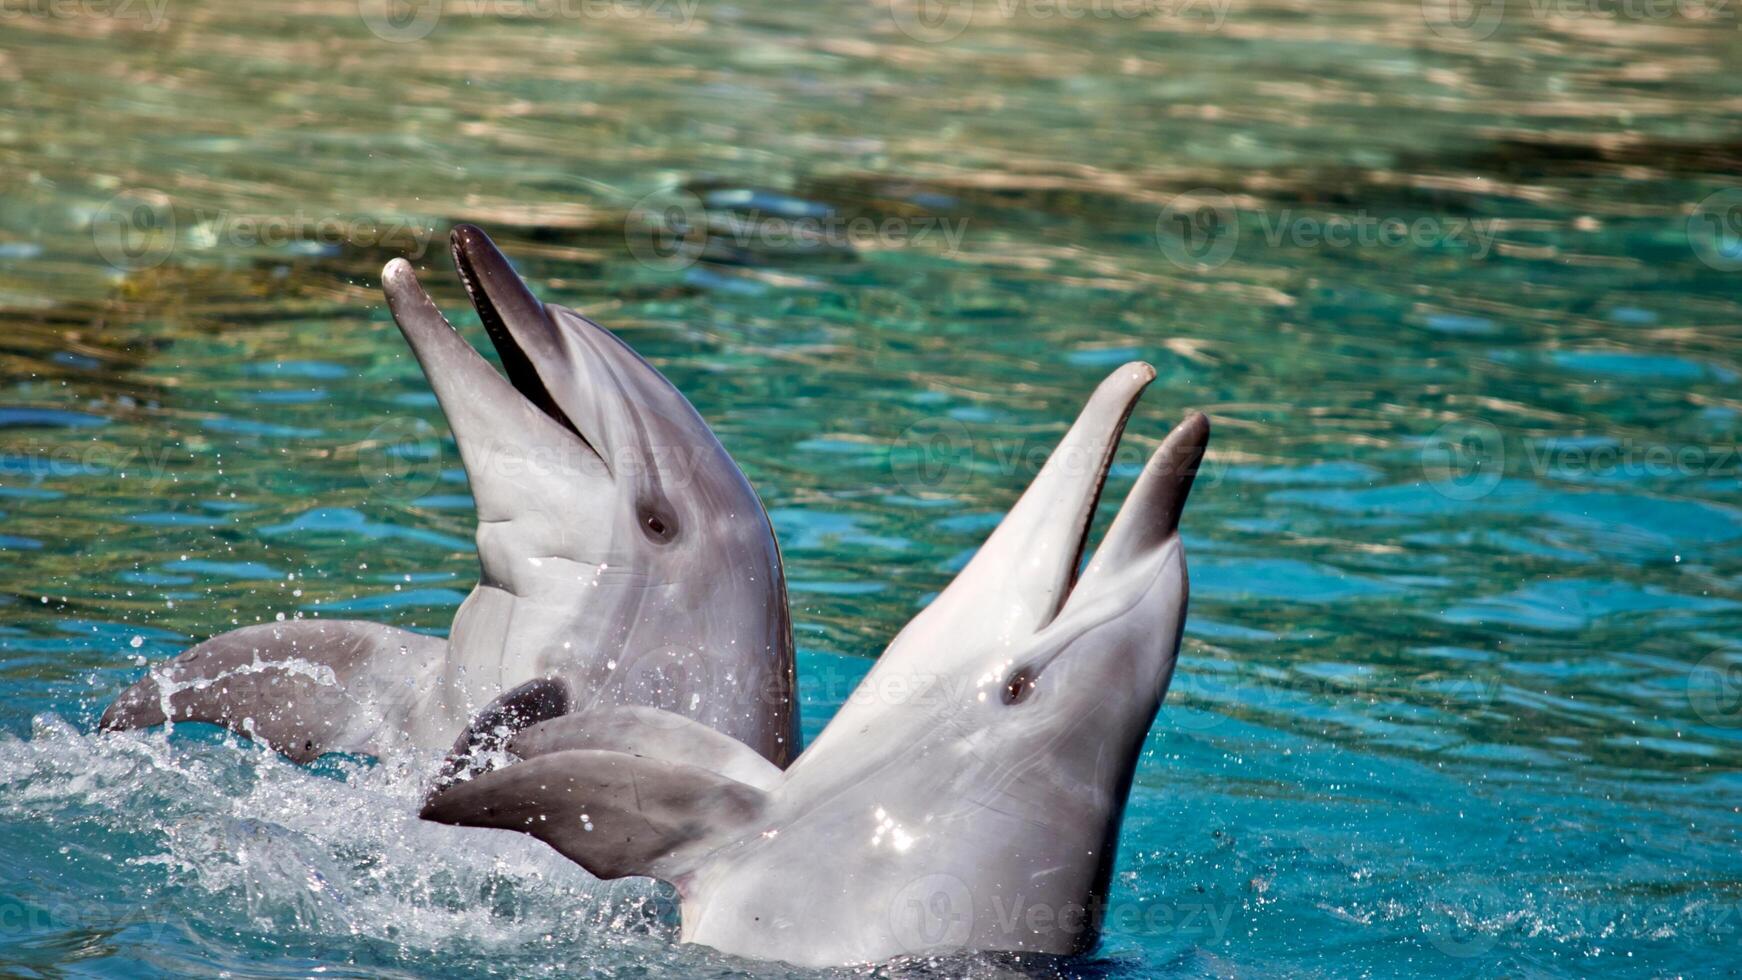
xmin=2 ymin=0 xmax=1741 ymax=975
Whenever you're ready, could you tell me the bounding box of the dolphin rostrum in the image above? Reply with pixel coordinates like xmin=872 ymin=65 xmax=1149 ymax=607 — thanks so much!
xmin=101 ymin=226 xmax=798 ymax=768
xmin=420 ymin=363 xmax=1208 ymax=967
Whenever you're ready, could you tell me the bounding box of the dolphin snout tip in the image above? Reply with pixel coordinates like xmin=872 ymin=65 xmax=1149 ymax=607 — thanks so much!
xmin=450 ymin=223 xmax=490 ymax=252
xmin=382 ymin=257 xmax=416 ymax=287
xmin=1161 ymin=411 xmax=1211 ymax=471
xmin=1177 ymin=410 xmax=1210 ymax=446
xmin=1121 ymin=360 xmax=1157 ymax=384
xmin=1088 ymin=361 xmax=1156 ymax=407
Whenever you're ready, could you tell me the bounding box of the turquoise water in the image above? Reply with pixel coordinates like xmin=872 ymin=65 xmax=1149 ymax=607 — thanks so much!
xmin=3 ymin=0 xmax=1742 ymax=975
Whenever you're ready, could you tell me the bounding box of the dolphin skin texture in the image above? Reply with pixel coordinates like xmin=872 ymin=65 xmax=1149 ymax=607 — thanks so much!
xmin=102 ymin=226 xmax=798 ymax=768
xmin=422 ymin=362 xmax=1209 ymax=967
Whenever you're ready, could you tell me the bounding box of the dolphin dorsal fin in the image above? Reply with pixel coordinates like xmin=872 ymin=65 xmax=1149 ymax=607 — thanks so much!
xmin=419 ymin=749 xmax=767 ymax=881
xmin=511 ymin=706 xmax=784 ymax=791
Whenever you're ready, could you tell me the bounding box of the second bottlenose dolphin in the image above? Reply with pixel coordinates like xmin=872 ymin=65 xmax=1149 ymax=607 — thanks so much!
xmin=421 ymin=363 xmax=1208 ymax=967
xmin=101 ymin=226 xmax=798 ymax=767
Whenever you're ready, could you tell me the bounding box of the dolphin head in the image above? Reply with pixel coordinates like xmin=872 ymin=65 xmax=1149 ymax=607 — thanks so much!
xmin=801 ymin=362 xmax=1204 ymax=762
xmin=381 ymin=226 xmax=795 ymax=762
xmin=384 ymin=225 xmax=772 ymax=584
xmin=856 ymin=363 xmax=1196 ymax=726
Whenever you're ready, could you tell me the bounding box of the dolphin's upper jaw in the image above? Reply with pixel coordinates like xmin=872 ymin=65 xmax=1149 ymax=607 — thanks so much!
xmin=449 ymin=224 xmax=596 ymax=451
xmin=879 ymin=363 xmax=1157 ymax=682
xmin=1038 ymin=418 xmax=1129 ymax=626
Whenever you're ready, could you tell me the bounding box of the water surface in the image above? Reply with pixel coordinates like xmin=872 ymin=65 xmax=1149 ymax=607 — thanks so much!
xmin=2 ymin=0 xmax=1741 ymax=975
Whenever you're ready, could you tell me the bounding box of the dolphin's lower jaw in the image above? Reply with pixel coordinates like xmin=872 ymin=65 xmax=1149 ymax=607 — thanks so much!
xmin=418 ymin=365 xmax=1208 ymax=967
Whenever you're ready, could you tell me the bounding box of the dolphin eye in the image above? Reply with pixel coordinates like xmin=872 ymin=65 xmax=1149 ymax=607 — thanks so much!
xmin=639 ymin=506 xmax=678 ymax=543
xmin=1002 ymin=666 xmax=1037 ymax=706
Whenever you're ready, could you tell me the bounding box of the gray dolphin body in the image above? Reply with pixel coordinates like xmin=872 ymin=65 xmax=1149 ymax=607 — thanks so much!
xmin=101 ymin=226 xmax=798 ymax=767
xmin=420 ymin=362 xmax=1208 ymax=967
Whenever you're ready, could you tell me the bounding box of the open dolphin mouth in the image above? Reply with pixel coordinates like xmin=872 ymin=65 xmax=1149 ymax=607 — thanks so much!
xmin=1051 ymin=375 xmax=1147 ymax=620
xmin=941 ymin=363 xmax=1209 ymax=640
xmin=979 ymin=364 xmax=1155 ymax=631
xmin=382 ymin=225 xmax=608 ymax=462
xmin=448 ymin=224 xmax=590 ymax=445
xmin=1044 ymin=373 xmax=1210 ymax=622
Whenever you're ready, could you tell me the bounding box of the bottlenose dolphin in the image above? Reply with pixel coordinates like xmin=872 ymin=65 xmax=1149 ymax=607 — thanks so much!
xmin=102 ymin=226 xmax=798 ymax=767
xmin=420 ymin=363 xmax=1208 ymax=967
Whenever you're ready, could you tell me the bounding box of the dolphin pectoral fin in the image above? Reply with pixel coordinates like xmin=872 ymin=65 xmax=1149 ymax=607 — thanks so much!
xmin=429 ymin=677 xmax=573 ymax=794
xmin=99 ymin=620 xmax=447 ymax=763
xmin=510 ymin=706 xmax=784 ymax=792
xmin=419 ymin=749 xmax=767 ymax=881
